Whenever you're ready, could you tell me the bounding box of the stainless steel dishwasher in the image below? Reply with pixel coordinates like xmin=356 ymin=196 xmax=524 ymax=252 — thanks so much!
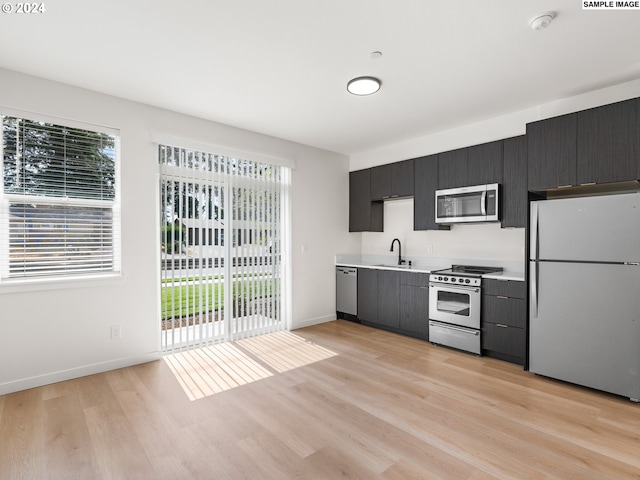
xmin=336 ymin=267 xmax=358 ymax=319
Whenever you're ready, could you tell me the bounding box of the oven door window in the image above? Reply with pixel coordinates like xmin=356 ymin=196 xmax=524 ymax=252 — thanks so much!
xmin=436 ymin=290 xmax=470 ymax=317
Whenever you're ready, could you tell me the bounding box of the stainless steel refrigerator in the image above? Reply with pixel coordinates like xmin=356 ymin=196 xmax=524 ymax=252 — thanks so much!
xmin=529 ymin=192 xmax=640 ymax=401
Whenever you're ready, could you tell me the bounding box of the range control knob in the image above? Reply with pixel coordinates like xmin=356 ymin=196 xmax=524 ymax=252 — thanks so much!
xmin=465 ymin=279 xmax=470 ymax=284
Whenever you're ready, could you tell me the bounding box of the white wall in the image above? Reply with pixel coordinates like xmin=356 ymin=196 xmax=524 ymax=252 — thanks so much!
xmin=350 ymin=78 xmax=640 ymax=266
xmin=0 ymin=68 xmax=359 ymax=394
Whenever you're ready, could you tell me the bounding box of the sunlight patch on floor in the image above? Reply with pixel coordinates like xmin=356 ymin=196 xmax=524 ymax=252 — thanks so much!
xmin=164 ymin=331 xmax=337 ymax=400
xmin=236 ymin=330 xmax=337 ymax=373
xmin=164 ymin=343 xmax=273 ymax=401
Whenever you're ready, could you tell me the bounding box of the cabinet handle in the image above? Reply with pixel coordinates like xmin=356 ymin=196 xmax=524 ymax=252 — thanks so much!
xmin=557 ymin=184 xmax=573 ymax=189
xmin=383 ymin=195 xmax=390 ymax=199
xmin=419 ymin=286 xmax=429 ymax=290
xmin=580 ymin=182 xmax=596 ymax=186
xmin=496 ymin=295 xmax=509 ymax=299
xmin=496 ymin=324 xmax=509 ymax=328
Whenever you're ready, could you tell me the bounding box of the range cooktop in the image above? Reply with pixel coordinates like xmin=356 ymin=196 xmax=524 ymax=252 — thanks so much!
xmin=434 ymin=265 xmax=504 ymax=276
xmin=430 ymin=265 xmax=504 ymax=286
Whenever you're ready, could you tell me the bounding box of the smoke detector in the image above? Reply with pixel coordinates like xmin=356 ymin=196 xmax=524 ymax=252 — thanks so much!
xmin=530 ymin=13 xmax=555 ymax=31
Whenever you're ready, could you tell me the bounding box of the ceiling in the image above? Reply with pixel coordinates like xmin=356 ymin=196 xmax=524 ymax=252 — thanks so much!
xmin=1 ymin=1 xmax=639 ymax=155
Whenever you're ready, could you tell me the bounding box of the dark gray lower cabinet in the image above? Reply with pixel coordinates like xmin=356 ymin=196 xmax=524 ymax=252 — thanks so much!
xmin=481 ymin=279 xmax=526 ymax=365
xmin=377 ymin=270 xmax=400 ymax=329
xmin=399 ymin=273 xmax=429 ymax=340
xmin=357 ymin=269 xmax=526 ymax=363
xmin=357 ymin=268 xmax=378 ymax=324
xmin=357 ymin=269 xmax=428 ymax=339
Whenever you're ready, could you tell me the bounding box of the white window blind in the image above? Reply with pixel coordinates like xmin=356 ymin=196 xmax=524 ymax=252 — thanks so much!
xmin=0 ymin=115 xmax=120 ymax=280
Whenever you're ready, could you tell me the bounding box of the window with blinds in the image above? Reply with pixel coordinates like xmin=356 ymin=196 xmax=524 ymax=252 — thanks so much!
xmin=0 ymin=115 xmax=120 ymax=281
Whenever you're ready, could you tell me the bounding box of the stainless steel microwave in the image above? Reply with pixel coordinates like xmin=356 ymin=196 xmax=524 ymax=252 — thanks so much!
xmin=435 ymin=183 xmax=500 ymax=224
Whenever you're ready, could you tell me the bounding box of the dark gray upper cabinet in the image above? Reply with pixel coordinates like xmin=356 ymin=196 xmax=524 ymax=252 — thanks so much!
xmin=370 ymin=159 xmax=414 ymax=200
xmin=438 ymin=148 xmax=468 ymax=189
xmin=349 ymin=170 xmax=383 ymax=232
xmin=439 ymin=141 xmax=502 ymax=189
xmin=528 ymin=98 xmax=640 ymax=191
xmin=527 ymin=113 xmax=577 ymax=191
xmin=468 ymin=140 xmax=503 ymax=185
xmin=502 ymin=136 xmax=527 ymax=228
xmin=577 ymin=98 xmax=639 ymax=185
xmin=370 ymin=165 xmax=391 ymax=201
xmin=414 ymin=154 xmax=440 ymax=231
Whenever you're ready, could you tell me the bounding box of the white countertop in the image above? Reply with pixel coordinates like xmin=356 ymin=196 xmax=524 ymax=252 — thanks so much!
xmin=481 ymin=271 xmax=525 ymax=282
xmin=336 ymin=255 xmax=525 ymax=281
xmin=336 ymin=262 xmax=437 ymax=274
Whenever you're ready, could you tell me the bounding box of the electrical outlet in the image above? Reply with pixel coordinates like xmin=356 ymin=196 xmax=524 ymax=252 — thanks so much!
xmin=111 ymin=325 xmax=122 ymax=340
xmin=427 ymin=245 xmax=434 ymax=254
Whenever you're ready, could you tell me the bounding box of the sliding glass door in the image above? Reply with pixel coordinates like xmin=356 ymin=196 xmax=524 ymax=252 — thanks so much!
xmin=159 ymin=145 xmax=289 ymax=353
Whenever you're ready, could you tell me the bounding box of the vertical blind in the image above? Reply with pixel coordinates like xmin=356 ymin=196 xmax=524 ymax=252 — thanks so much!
xmin=0 ymin=115 xmax=120 ymax=280
xmin=159 ymin=144 xmax=289 ymax=352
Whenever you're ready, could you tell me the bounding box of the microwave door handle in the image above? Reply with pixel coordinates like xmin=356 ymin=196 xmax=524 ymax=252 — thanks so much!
xmin=480 ymin=191 xmax=487 ymax=215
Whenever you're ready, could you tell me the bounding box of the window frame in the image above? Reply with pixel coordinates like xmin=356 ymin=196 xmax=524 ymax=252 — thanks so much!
xmin=0 ymin=109 xmax=122 ymax=292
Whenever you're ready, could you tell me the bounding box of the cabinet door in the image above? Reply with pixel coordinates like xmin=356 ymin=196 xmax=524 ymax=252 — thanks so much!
xmin=482 ymin=323 xmax=525 ymax=363
xmin=468 ymin=140 xmax=503 ymax=185
xmin=482 ymin=279 xmax=526 ymax=299
xmin=370 ymin=165 xmax=392 ymax=201
xmin=349 ymin=170 xmax=383 ymax=232
xmin=357 ymin=268 xmax=378 ymax=324
xmin=482 ymin=295 xmax=526 ymax=328
xmin=438 ymin=148 xmax=468 ymax=189
xmin=527 ymin=113 xmax=577 ymax=191
xmin=377 ymin=270 xmax=400 ymax=328
xmin=577 ymin=98 xmax=639 ymax=185
xmin=391 ymin=159 xmax=414 ymax=197
xmin=502 ymin=136 xmax=527 ymax=228
xmin=414 ymin=154 xmax=439 ymax=230
xmin=371 ymin=160 xmax=415 ymax=200
xmin=399 ymin=284 xmax=429 ymax=339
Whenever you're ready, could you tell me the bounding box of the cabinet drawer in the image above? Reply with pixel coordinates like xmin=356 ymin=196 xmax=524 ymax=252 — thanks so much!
xmin=482 ymin=323 xmax=525 ymax=360
xmin=482 ymin=279 xmax=525 ymax=298
xmin=399 ymin=271 xmax=429 ymax=287
xmin=482 ymin=295 xmax=526 ymax=328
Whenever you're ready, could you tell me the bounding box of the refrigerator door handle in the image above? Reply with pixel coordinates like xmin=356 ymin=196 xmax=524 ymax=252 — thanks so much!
xmin=530 ymin=202 xmax=539 ymax=260
xmin=531 ymin=261 xmax=539 ymax=318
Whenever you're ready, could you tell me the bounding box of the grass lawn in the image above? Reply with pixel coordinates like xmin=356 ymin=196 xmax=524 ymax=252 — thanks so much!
xmin=161 ymin=275 xmax=279 ymax=319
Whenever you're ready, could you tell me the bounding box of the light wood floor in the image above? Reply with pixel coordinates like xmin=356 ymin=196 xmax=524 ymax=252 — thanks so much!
xmin=1 ymin=320 xmax=639 ymax=479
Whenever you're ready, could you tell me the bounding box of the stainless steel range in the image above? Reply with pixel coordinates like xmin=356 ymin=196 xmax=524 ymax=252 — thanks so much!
xmin=429 ymin=265 xmax=503 ymax=355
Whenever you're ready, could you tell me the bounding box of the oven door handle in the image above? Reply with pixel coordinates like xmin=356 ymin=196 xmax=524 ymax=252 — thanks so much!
xmin=429 ymin=283 xmax=480 ymax=294
xmin=429 ymin=321 xmax=479 ymax=335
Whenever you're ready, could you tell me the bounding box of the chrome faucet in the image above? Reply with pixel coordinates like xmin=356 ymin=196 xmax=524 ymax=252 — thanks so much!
xmin=390 ymin=238 xmax=405 ymax=266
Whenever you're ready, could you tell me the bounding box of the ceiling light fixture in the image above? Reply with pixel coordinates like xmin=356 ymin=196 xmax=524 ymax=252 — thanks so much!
xmin=347 ymin=76 xmax=381 ymax=96
xmin=529 ymin=12 xmax=555 ymax=31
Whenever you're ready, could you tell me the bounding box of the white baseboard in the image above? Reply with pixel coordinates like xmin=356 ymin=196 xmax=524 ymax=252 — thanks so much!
xmin=292 ymin=314 xmax=336 ymax=330
xmin=0 ymin=352 xmax=162 ymax=396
